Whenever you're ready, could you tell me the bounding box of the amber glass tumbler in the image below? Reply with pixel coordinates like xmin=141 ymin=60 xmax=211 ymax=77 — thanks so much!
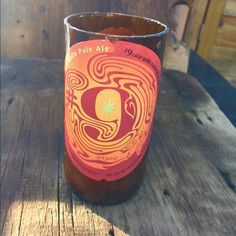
xmin=64 ymin=12 xmax=168 ymax=204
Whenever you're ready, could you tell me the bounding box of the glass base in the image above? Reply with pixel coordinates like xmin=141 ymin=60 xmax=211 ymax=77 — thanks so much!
xmin=64 ymin=152 xmax=147 ymax=205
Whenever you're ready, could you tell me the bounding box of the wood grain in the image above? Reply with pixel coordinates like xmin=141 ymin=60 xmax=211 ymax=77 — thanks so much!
xmin=1 ymin=0 xmax=198 ymax=60
xmin=197 ymin=0 xmax=226 ymax=60
xmin=163 ymin=41 xmax=190 ymax=73
xmin=210 ymin=45 xmax=236 ymax=61
xmin=183 ymin=0 xmax=209 ymax=50
xmin=1 ymin=59 xmax=236 ymax=235
xmin=172 ymin=4 xmax=190 ymax=41
xmin=209 ymin=13 xmax=236 ymax=84
xmin=215 ymin=16 xmax=236 ymax=48
xmin=0 ymin=0 xmax=108 ymax=59
xmin=205 ymin=0 xmax=236 ymax=85
xmin=224 ymin=0 xmax=236 ymax=17
xmin=209 ymin=59 xmax=236 ymax=86
xmin=1 ymin=0 xmax=175 ymax=59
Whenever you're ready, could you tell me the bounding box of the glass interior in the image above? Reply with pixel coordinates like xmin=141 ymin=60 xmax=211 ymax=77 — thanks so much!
xmin=65 ymin=12 xmax=168 ymax=37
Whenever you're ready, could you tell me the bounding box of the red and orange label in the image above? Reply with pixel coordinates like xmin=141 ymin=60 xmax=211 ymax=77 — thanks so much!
xmin=65 ymin=40 xmax=161 ymax=181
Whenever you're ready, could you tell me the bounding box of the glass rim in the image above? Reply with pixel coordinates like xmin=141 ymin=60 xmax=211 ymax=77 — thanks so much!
xmin=64 ymin=12 xmax=169 ymax=39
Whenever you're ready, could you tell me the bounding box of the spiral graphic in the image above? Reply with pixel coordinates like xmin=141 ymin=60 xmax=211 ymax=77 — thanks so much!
xmin=65 ymin=51 xmax=158 ymax=170
xmin=66 ymin=69 xmax=88 ymax=90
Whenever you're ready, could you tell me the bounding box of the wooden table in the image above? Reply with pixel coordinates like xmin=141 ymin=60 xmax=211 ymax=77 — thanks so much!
xmin=1 ymin=56 xmax=236 ymax=236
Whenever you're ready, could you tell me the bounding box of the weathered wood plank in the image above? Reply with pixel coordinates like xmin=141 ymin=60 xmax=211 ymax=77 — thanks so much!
xmin=163 ymin=41 xmax=190 ymax=73
xmin=1 ymin=0 xmax=193 ymax=60
xmin=0 ymin=0 xmax=108 ymax=59
xmin=0 ymin=59 xmax=64 ymax=235
xmin=110 ymin=0 xmax=168 ymax=23
xmin=1 ymin=0 xmax=172 ymax=60
xmin=1 ymin=59 xmax=236 ymax=235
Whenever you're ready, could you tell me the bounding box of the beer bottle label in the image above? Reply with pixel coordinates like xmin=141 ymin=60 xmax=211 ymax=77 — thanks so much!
xmin=65 ymin=40 xmax=161 ymax=181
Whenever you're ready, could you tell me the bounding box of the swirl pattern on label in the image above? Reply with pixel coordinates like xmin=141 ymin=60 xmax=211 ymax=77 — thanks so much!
xmin=65 ymin=40 xmax=161 ymax=181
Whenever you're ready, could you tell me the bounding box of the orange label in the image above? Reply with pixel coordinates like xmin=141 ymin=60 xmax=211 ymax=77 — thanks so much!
xmin=65 ymin=40 xmax=161 ymax=181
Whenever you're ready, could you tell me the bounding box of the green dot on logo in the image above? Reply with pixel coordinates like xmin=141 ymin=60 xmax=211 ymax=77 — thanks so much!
xmin=103 ymin=100 xmax=114 ymax=114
